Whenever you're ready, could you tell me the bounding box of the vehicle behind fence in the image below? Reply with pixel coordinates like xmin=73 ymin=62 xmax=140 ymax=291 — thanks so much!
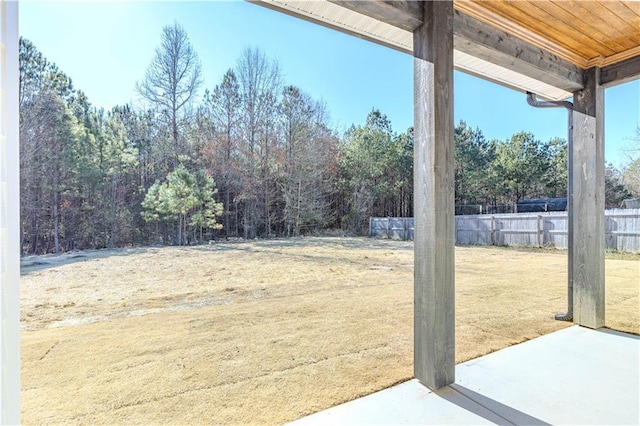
xmin=370 ymin=209 xmax=640 ymax=253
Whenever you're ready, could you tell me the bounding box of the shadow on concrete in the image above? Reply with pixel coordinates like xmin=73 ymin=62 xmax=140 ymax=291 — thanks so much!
xmin=598 ymin=327 xmax=640 ymax=339
xmin=447 ymin=384 xmax=551 ymax=425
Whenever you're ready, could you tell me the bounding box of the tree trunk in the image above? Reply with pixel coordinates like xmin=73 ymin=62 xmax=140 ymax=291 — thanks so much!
xmin=224 ymin=187 xmax=230 ymax=238
xmin=176 ymin=216 xmax=182 ymax=245
xmin=53 ymin=186 xmax=60 ymax=254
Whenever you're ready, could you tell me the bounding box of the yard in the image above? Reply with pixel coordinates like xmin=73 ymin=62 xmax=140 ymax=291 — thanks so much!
xmin=20 ymin=237 xmax=639 ymax=424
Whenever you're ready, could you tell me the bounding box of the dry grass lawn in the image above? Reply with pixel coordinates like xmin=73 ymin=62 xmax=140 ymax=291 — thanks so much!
xmin=20 ymin=237 xmax=639 ymax=425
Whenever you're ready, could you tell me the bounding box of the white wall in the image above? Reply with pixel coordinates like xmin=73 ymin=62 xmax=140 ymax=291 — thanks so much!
xmin=0 ymin=0 xmax=20 ymax=423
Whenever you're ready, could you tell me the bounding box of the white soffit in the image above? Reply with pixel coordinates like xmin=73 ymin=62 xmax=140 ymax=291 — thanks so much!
xmin=257 ymin=0 xmax=412 ymax=51
xmin=253 ymin=0 xmax=573 ymax=101
xmin=454 ymin=51 xmax=572 ymax=101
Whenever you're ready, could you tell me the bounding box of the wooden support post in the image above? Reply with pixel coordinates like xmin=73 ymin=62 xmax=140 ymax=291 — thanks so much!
xmin=570 ymin=67 xmax=605 ymax=329
xmin=413 ymin=0 xmax=455 ymax=390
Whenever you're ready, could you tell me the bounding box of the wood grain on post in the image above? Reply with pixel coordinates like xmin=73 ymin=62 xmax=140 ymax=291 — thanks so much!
xmin=570 ymin=67 xmax=605 ymax=329
xmin=413 ymin=0 xmax=455 ymax=390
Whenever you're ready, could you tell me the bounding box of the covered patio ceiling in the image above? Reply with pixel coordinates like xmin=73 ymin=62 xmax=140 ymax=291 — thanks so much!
xmin=252 ymin=0 xmax=640 ymax=100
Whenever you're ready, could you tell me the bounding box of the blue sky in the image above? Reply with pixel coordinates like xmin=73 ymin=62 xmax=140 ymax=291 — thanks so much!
xmin=20 ymin=1 xmax=639 ymax=168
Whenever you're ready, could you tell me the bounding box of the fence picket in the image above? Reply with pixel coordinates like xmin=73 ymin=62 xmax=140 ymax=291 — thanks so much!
xmin=370 ymin=209 xmax=640 ymax=253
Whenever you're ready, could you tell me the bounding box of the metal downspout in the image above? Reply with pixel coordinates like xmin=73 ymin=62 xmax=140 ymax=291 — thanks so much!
xmin=526 ymin=92 xmax=574 ymax=322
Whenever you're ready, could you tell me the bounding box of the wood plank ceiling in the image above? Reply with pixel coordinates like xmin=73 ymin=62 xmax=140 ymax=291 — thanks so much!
xmin=253 ymin=0 xmax=640 ymax=99
xmin=457 ymin=0 xmax=640 ymax=68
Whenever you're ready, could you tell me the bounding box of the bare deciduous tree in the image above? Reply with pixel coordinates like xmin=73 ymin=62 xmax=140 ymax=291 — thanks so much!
xmin=622 ymin=125 xmax=640 ymax=197
xmin=235 ymin=47 xmax=282 ymax=239
xmin=280 ymin=86 xmax=337 ymax=236
xmin=137 ymin=21 xmax=202 ymax=166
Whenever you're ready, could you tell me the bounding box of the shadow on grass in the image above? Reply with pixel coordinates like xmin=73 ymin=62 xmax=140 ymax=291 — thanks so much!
xmin=20 ymin=237 xmax=412 ymax=276
xmin=20 ymin=247 xmax=155 ymax=275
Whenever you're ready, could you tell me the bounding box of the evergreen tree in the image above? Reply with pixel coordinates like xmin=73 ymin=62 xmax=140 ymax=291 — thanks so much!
xmin=142 ymin=165 xmax=223 ymax=245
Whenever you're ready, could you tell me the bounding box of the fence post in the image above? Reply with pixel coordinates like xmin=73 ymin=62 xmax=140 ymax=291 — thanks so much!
xmin=537 ymin=215 xmax=543 ymax=247
xmin=490 ymin=215 xmax=496 ymax=245
xmin=454 ymin=216 xmax=458 ymax=245
xmin=404 ymin=218 xmax=408 ymax=241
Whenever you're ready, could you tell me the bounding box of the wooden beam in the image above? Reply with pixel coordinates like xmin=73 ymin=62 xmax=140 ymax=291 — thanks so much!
xmin=585 ymin=46 xmax=640 ymax=69
xmin=570 ymin=67 xmax=605 ymax=329
xmin=413 ymin=0 xmax=455 ymax=390
xmin=328 ymin=0 xmax=423 ymax=32
xmin=326 ymin=1 xmax=583 ymax=92
xmin=454 ymin=0 xmax=590 ymax=69
xmin=600 ymin=54 xmax=640 ymax=87
xmin=251 ymin=1 xmax=585 ymax=94
xmin=453 ymin=10 xmax=584 ymax=93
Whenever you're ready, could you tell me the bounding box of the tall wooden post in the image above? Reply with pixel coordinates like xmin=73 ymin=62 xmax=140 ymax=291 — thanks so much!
xmin=413 ymin=0 xmax=455 ymax=390
xmin=570 ymin=67 xmax=605 ymax=329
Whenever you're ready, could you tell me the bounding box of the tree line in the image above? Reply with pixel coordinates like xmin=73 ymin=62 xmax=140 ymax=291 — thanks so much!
xmin=19 ymin=23 xmax=639 ymax=255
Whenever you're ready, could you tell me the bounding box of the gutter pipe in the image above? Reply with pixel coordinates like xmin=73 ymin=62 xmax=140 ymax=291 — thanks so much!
xmin=526 ymin=92 xmax=573 ymax=322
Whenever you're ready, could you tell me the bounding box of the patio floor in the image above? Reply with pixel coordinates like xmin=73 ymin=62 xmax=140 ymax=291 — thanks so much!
xmin=290 ymin=326 xmax=640 ymax=425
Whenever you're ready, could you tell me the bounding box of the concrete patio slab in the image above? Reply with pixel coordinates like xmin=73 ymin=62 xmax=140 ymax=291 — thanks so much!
xmin=290 ymin=326 xmax=639 ymax=425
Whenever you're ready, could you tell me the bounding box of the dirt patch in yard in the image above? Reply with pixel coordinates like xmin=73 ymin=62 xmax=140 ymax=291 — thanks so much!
xmin=20 ymin=238 xmax=639 ymax=424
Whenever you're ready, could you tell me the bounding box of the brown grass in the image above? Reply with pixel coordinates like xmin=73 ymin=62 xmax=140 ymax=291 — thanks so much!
xmin=20 ymin=238 xmax=639 ymax=425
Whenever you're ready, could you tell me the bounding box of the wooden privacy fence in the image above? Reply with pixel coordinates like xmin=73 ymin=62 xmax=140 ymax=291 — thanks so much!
xmin=369 ymin=217 xmax=414 ymax=241
xmin=370 ymin=209 xmax=640 ymax=253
